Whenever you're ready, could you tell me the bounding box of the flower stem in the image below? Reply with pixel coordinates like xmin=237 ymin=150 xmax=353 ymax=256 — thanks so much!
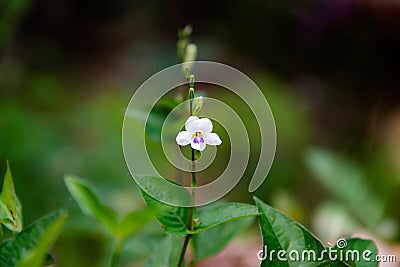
xmin=176 ymin=80 xmax=197 ymax=267
xmin=189 ymin=86 xmax=197 ymax=231
xmin=110 ymin=238 xmax=123 ymax=267
xmin=176 ymin=234 xmax=192 ymax=267
xmin=188 ymin=146 xmax=196 ymax=231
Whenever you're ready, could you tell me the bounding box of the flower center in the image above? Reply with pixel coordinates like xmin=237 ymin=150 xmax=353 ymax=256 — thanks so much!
xmin=192 ymin=131 xmax=204 ymax=144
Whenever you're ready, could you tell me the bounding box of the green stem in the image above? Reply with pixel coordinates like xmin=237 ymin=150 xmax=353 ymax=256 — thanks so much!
xmin=189 ymin=90 xmax=197 ymax=231
xmin=176 ymin=85 xmax=197 ymax=267
xmin=189 ymin=147 xmax=197 ymax=228
xmin=176 ymin=234 xmax=192 ymax=267
xmin=110 ymin=239 xmax=123 ymax=267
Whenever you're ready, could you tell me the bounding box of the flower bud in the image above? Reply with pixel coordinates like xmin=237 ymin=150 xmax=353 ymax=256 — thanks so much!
xmin=189 ymin=88 xmax=195 ymax=100
xmin=184 ymin=43 xmax=197 ymax=63
xmin=182 ymin=43 xmax=197 ymax=73
xmin=177 ymin=39 xmax=187 ymax=61
xmin=193 ymin=96 xmax=203 ymax=116
xmin=180 ymin=25 xmax=192 ymax=38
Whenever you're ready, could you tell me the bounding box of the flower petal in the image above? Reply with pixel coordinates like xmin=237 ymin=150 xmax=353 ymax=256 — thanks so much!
xmin=187 ymin=117 xmax=213 ymax=134
xmin=191 ymin=140 xmax=206 ymax=151
xmin=204 ymin=133 xmax=222 ymax=145
xmin=185 ymin=116 xmax=199 ymax=133
xmin=176 ymin=131 xmax=191 ymax=146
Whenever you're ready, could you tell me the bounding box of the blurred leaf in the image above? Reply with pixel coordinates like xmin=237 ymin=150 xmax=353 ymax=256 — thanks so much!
xmin=16 ymin=210 xmax=68 ymax=267
xmin=116 ymin=209 xmax=155 ymax=240
xmin=192 ymin=202 xmax=258 ymax=234
xmin=138 ymin=176 xmax=190 ymax=236
xmin=254 ymin=197 xmax=349 ymax=266
xmin=333 ymin=238 xmax=378 ymax=267
xmin=193 ymin=216 xmax=254 ymax=260
xmin=128 ymin=98 xmax=181 ymax=142
xmin=122 ymin=222 xmax=167 ymax=261
xmin=304 ymin=148 xmax=383 ymax=227
xmin=145 ymin=235 xmax=183 ymax=267
xmin=0 ymin=210 xmax=66 ymax=267
xmin=64 ymin=175 xmax=118 ymax=233
xmin=0 ymin=161 xmax=22 ymax=232
xmin=146 ymin=107 xmax=168 ymax=141
xmin=313 ymin=202 xmax=359 ymax=242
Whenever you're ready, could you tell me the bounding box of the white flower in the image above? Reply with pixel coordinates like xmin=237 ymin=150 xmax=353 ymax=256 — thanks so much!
xmin=176 ymin=116 xmax=222 ymax=151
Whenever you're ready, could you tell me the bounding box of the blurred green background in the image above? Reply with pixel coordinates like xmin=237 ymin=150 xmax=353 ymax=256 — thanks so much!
xmin=1 ymin=0 xmax=400 ymax=266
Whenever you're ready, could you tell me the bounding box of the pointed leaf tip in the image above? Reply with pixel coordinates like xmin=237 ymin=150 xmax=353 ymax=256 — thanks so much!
xmin=1 ymin=161 xmax=23 ymax=233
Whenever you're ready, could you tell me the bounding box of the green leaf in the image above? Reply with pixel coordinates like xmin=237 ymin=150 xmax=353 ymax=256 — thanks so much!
xmin=138 ymin=176 xmax=190 ymax=236
xmin=145 ymin=235 xmax=183 ymax=267
xmin=137 ymin=176 xmax=258 ymax=236
xmin=0 ymin=210 xmax=67 ymax=267
xmin=304 ymin=149 xmax=383 ymax=227
xmin=0 ymin=200 xmax=11 ymax=225
xmin=0 ymin=161 xmax=23 ymax=232
xmin=140 ymin=190 xmax=189 ymax=236
xmin=193 ymin=217 xmax=254 ymax=260
xmin=333 ymin=238 xmax=378 ymax=267
xmin=128 ymin=98 xmax=180 ymax=142
xmin=146 ymin=107 xmax=168 ymax=141
xmin=255 ymin=197 xmax=350 ymax=267
xmin=116 ymin=209 xmax=156 ymax=240
xmin=64 ymin=175 xmax=118 ymax=233
xmin=16 ymin=210 xmax=68 ymax=267
xmin=192 ymin=202 xmax=258 ymax=234
xmin=138 ymin=176 xmax=258 ymax=236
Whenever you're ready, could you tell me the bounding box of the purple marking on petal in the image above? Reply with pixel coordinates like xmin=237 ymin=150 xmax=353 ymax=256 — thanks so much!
xmin=199 ymin=137 xmax=204 ymax=143
xmin=193 ymin=137 xmax=199 ymax=144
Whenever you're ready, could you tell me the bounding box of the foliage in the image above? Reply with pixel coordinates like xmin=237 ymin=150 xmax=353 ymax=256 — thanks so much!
xmin=0 ymin=161 xmax=22 ymax=233
xmin=0 ymin=153 xmax=381 ymax=267
xmin=132 ymin=182 xmax=378 ymax=267
xmin=64 ymin=175 xmax=156 ymax=267
xmin=304 ymin=148 xmax=383 ymax=228
xmin=0 ymin=163 xmax=67 ymax=267
xmin=0 ymin=24 xmax=388 ymax=267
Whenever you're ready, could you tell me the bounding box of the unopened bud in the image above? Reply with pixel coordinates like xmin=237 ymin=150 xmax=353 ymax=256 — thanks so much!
xmin=193 ymin=96 xmax=203 ymax=116
xmin=193 ymin=217 xmax=200 ymax=227
xmin=181 ymin=25 xmax=192 ymax=38
xmin=184 ymin=43 xmax=197 ymax=63
xmin=177 ymin=39 xmax=187 ymax=61
xmin=182 ymin=43 xmax=197 ymax=73
xmin=188 ymin=88 xmax=195 ymax=100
